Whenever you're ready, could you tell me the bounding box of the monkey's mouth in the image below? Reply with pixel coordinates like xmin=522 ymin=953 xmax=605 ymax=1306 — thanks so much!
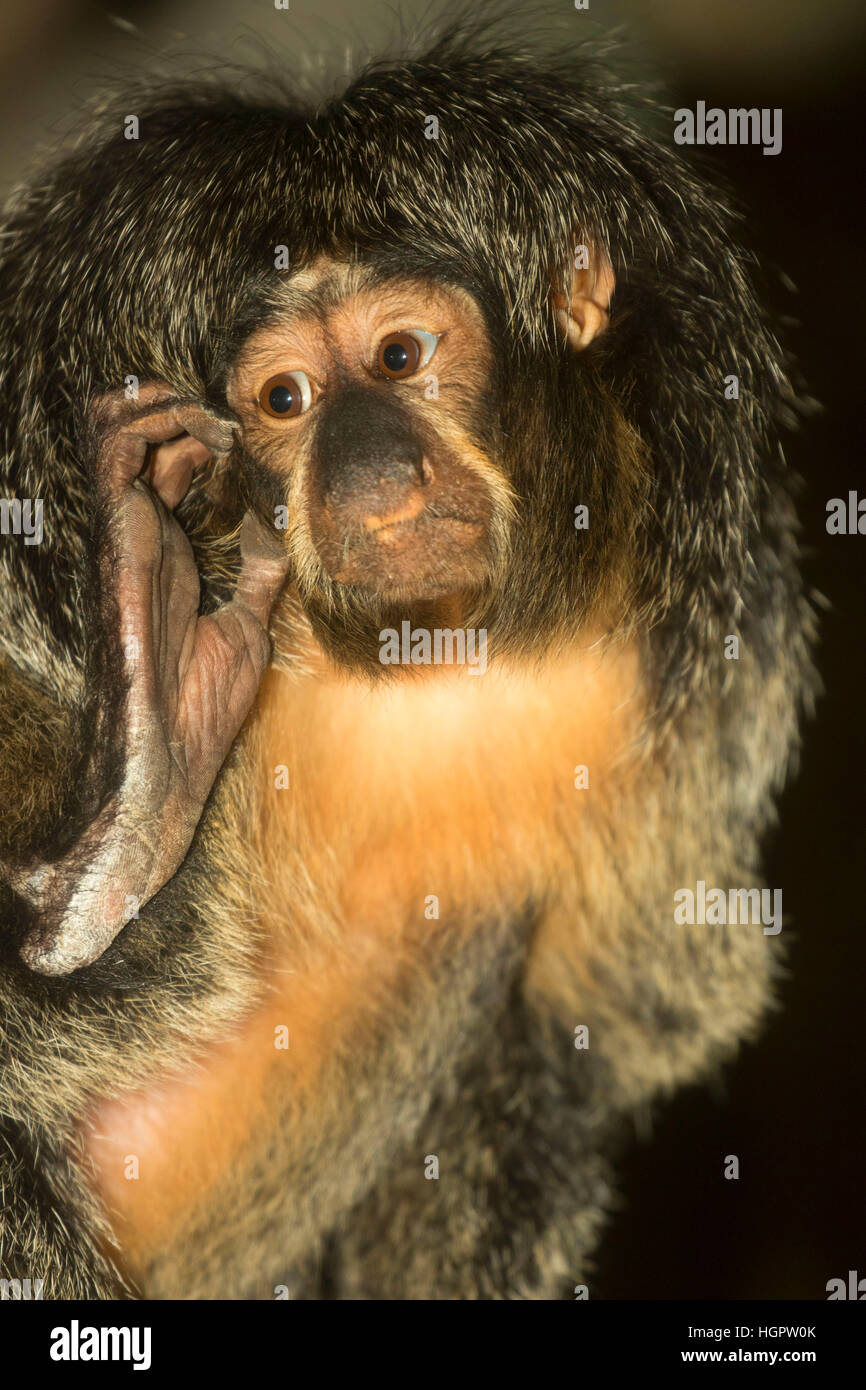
xmin=320 ymin=508 xmax=490 ymax=598
xmin=362 ymin=505 xmax=484 ymax=548
xmin=307 ymin=460 xmax=495 ymax=600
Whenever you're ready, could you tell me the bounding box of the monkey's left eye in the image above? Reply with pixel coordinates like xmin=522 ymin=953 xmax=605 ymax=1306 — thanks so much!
xmin=376 ymin=330 xmax=439 ymax=379
xmin=258 ymin=372 xmax=312 ymax=419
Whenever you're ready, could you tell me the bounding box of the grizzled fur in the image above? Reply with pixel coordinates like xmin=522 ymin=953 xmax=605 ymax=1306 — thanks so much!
xmin=0 ymin=14 xmax=815 ymax=1299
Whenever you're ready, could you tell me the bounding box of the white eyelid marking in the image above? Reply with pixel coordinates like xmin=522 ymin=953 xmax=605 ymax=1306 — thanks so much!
xmin=293 ymin=371 xmax=313 ymax=413
xmin=406 ymin=330 xmax=440 ymax=369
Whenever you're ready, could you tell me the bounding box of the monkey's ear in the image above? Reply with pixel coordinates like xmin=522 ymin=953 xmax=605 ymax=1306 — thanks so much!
xmin=553 ymin=247 xmax=616 ymax=352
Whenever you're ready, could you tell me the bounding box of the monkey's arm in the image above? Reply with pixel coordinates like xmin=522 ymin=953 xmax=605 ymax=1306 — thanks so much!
xmin=5 ymin=389 xmax=288 ymax=977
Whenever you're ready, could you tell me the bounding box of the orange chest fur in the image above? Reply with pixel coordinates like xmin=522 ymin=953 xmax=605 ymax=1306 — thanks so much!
xmin=253 ymin=640 xmax=642 ymax=922
xmin=85 ymin=639 xmax=642 ymax=1275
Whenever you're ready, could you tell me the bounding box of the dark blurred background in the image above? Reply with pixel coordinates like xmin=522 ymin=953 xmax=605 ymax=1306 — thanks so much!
xmin=1 ymin=0 xmax=862 ymax=1300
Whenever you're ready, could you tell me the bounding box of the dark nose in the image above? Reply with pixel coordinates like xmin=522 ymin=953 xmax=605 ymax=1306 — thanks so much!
xmin=315 ymin=387 xmax=428 ymax=515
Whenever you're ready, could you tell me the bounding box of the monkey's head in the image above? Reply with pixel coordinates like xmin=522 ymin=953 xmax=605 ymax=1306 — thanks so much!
xmin=0 ymin=20 xmax=795 ymax=695
xmin=227 ymin=262 xmax=507 ymax=605
xmin=221 ymin=251 xmax=612 ymax=620
xmin=182 ymin=41 xmax=655 ymax=672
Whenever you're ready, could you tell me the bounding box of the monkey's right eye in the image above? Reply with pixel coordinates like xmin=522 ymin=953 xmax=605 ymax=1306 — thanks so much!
xmin=258 ymin=372 xmax=312 ymax=419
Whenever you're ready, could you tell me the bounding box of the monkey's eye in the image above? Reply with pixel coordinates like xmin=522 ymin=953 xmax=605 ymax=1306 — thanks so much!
xmin=258 ymin=372 xmax=312 ymax=419
xmin=376 ymin=330 xmax=439 ymax=379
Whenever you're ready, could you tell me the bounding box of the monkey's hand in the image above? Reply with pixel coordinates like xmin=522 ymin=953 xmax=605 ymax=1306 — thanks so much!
xmin=16 ymin=387 xmax=289 ymax=976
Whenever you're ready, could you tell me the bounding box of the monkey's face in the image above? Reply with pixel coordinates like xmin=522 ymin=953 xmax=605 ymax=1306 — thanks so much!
xmin=227 ymin=260 xmax=514 ymax=608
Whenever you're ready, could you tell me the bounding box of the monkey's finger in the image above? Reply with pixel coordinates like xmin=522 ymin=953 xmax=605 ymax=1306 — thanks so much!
xmin=92 ymin=384 xmax=239 ymax=446
xmin=92 ymin=380 xmax=185 ymax=423
xmin=108 ymin=482 xmax=201 ymax=722
xmin=232 ymin=509 xmax=291 ymax=629
xmin=143 ymin=433 xmax=212 ymax=510
xmin=92 ymin=392 xmax=239 ymax=499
